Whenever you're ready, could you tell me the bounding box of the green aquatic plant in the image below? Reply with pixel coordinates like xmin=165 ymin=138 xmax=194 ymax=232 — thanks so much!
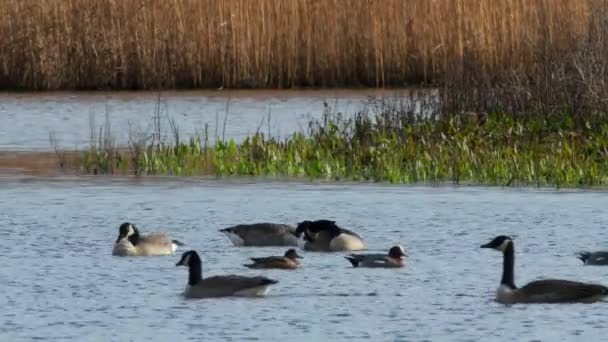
xmin=80 ymin=106 xmax=608 ymax=188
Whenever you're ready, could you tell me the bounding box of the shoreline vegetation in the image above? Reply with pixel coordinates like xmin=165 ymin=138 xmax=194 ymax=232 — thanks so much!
xmin=3 ymin=1 xmax=608 ymax=187
xmin=1 ymin=96 xmax=602 ymax=188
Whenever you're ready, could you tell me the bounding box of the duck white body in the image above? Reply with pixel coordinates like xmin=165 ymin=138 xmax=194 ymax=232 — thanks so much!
xmin=345 ymin=245 xmax=407 ymax=268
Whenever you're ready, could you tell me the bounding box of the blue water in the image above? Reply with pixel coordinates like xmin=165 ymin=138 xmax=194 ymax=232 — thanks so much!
xmin=1 ymin=177 xmax=608 ymax=341
xmin=0 ymin=90 xmax=411 ymax=151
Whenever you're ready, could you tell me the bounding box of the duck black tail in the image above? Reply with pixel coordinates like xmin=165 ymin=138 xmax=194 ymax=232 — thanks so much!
xmin=172 ymin=239 xmax=185 ymax=246
xmin=261 ymin=277 xmax=279 ymax=285
xmin=345 ymin=256 xmax=359 ymax=267
xmin=577 ymin=252 xmax=591 ymax=264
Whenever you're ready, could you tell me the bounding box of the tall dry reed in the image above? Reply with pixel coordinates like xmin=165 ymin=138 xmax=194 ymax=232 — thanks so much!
xmin=0 ymin=0 xmax=595 ymax=90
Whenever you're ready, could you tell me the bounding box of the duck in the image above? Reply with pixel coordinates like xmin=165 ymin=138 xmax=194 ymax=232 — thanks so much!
xmin=577 ymin=251 xmax=608 ymax=265
xmin=295 ymin=220 xmax=366 ymax=252
xmin=481 ymin=235 xmax=608 ymax=304
xmin=176 ymin=250 xmax=278 ymax=298
xmin=219 ymin=223 xmax=300 ymax=246
xmin=345 ymin=245 xmax=407 ymax=268
xmin=244 ymin=249 xmax=303 ymax=269
xmin=112 ymin=222 xmax=184 ymax=256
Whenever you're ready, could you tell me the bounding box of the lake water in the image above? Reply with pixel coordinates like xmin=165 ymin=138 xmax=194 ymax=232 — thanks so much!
xmin=1 ymin=177 xmax=608 ymax=341
xmin=0 ymin=90 xmax=420 ymax=151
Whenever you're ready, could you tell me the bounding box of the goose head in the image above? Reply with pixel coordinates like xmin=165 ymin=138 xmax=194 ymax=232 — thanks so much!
xmin=295 ymin=220 xmax=316 ymax=241
xmin=116 ymin=222 xmax=138 ymax=243
xmin=295 ymin=220 xmax=341 ymax=241
xmin=176 ymin=250 xmax=201 ymax=267
xmin=480 ymin=235 xmax=513 ymax=252
xmin=284 ymin=249 xmax=303 ymax=260
xmin=388 ymin=245 xmax=407 ymax=259
xmin=176 ymin=250 xmax=203 ymax=286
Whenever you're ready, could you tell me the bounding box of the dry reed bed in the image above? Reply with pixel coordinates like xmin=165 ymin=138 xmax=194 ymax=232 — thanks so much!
xmin=0 ymin=0 xmax=594 ymax=90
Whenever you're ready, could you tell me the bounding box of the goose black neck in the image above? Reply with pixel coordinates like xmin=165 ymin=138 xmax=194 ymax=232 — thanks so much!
xmin=187 ymin=254 xmax=203 ymax=286
xmin=501 ymin=242 xmax=516 ymax=289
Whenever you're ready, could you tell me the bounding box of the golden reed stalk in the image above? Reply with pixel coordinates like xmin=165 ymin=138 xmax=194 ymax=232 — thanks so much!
xmin=0 ymin=0 xmax=595 ymax=90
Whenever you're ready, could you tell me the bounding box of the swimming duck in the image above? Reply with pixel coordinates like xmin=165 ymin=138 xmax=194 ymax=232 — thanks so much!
xmin=219 ymin=223 xmax=300 ymax=246
xmin=176 ymin=250 xmax=278 ymax=298
xmin=112 ymin=222 xmax=183 ymax=256
xmin=295 ymin=220 xmax=366 ymax=252
xmin=244 ymin=249 xmax=303 ymax=269
xmin=345 ymin=245 xmax=407 ymax=268
xmin=481 ymin=235 xmax=608 ymax=304
xmin=577 ymin=251 xmax=608 ymax=265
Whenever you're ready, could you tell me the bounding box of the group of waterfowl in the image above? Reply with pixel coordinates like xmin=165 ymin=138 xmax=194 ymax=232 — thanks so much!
xmin=112 ymin=221 xmax=608 ymax=304
xmin=113 ymin=220 xmax=405 ymax=298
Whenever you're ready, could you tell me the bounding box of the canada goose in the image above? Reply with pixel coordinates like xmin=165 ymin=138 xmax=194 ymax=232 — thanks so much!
xmin=345 ymin=245 xmax=407 ymax=268
xmin=481 ymin=235 xmax=608 ymax=304
xmin=244 ymin=249 xmax=303 ymax=269
xmin=295 ymin=220 xmax=366 ymax=252
xmin=577 ymin=251 xmax=608 ymax=265
xmin=112 ymin=222 xmax=184 ymax=256
xmin=176 ymin=250 xmax=278 ymax=298
xmin=219 ymin=223 xmax=300 ymax=246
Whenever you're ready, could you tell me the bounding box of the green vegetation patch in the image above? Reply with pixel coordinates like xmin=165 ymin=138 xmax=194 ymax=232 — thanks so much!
xmin=81 ymin=108 xmax=608 ymax=188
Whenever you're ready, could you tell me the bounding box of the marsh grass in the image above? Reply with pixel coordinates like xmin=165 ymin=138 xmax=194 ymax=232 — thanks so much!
xmin=79 ymin=100 xmax=608 ymax=188
xmin=0 ymin=0 xmax=596 ymax=91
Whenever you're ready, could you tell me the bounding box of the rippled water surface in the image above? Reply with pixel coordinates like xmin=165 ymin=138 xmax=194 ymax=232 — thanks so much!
xmin=2 ymin=178 xmax=608 ymax=341
xmin=0 ymin=90 xmax=409 ymax=150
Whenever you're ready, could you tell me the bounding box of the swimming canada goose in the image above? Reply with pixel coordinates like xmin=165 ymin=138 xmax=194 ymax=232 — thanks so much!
xmin=481 ymin=235 xmax=608 ymax=304
xmin=345 ymin=245 xmax=407 ymax=268
xmin=112 ymin=222 xmax=184 ymax=256
xmin=244 ymin=249 xmax=303 ymax=269
xmin=219 ymin=223 xmax=300 ymax=246
xmin=295 ymin=220 xmax=366 ymax=252
xmin=577 ymin=251 xmax=608 ymax=265
xmin=176 ymin=250 xmax=278 ymax=298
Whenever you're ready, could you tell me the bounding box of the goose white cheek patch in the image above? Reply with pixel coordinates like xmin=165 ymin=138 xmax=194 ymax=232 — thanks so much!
xmin=127 ymin=225 xmax=135 ymax=236
xmin=497 ymin=239 xmax=511 ymax=252
xmin=181 ymin=254 xmax=191 ymax=266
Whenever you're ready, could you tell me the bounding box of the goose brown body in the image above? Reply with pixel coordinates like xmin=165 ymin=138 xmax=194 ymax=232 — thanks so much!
xmin=481 ymin=235 xmax=608 ymax=304
xmin=219 ymin=223 xmax=299 ymax=246
xmin=113 ymin=222 xmax=182 ymax=256
xmin=176 ymin=250 xmax=278 ymax=298
xmin=244 ymin=249 xmax=303 ymax=269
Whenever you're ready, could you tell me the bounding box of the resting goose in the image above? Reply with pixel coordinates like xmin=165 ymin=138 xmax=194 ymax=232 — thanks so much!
xmin=244 ymin=249 xmax=303 ymax=270
xmin=295 ymin=220 xmax=366 ymax=252
xmin=345 ymin=245 xmax=407 ymax=268
xmin=219 ymin=223 xmax=300 ymax=246
xmin=112 ymin=222 xmax=183 ymax=256
xmin=481 ymin=235 xmax=608 ymax=304
xmin=176 ymin=250 xmax=278 ymax=298
xmin=577 ymin=251 xmax=608 ymax=265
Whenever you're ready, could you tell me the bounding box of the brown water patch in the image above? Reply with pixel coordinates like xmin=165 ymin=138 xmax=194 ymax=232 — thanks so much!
xmin=0 ymin=151 xmax=83 ymax=176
